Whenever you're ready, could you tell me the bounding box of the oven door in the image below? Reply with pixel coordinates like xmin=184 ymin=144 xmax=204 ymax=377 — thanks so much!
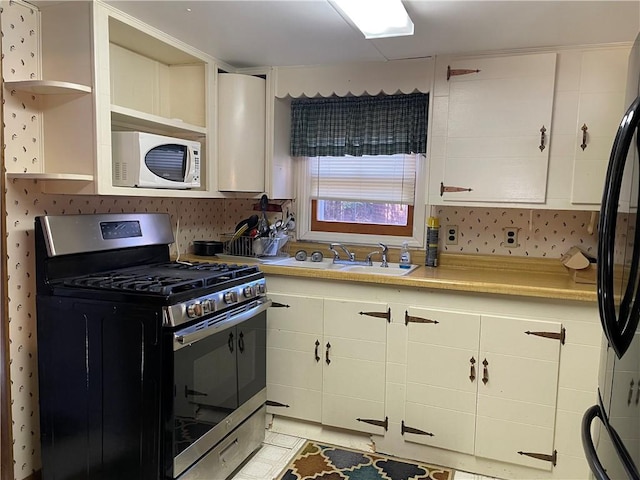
xmin=170 ymin=299 xmax=268 ymax=478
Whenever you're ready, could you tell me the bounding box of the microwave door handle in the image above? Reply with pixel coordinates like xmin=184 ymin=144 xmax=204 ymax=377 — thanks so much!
xmin=598 ymin=95 xmax=640 ymax=357
xmin=186 ymin=146 xmax=193 ymax=180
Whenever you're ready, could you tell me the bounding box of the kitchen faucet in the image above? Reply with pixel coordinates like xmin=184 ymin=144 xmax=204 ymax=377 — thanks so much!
xmin=378 ymin=243 xmax=389 ymax=267
xmin=329 ymin=243 xmax=355 ymax=263
xmin=329 ymin=243 xmax=387 ymax=266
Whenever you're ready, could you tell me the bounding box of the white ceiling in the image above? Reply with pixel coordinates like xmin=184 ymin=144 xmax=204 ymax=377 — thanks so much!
xmin=102 ymin=0 xmax=640 ymax=69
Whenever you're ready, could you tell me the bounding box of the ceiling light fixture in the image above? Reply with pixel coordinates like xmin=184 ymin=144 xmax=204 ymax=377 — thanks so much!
xmin=333 ymin=0 xmax=414 ymax=39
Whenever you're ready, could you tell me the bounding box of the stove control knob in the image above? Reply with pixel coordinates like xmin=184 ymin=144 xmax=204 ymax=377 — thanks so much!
xmin=187 ymin=302 xmax=203 ymax=318
xmin=224 ymin=291 xmax=238 ymax=304
xmin=243 ymin=286 xmax=255 ymax=298
xmin=257 ymin=283 xmax=266 ymax=294
xmin=202 ymin=299 xmax=215 ymax=314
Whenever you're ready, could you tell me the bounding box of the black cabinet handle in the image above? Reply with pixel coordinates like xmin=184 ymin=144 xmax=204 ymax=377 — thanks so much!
xmin=239 ymin=331 xmax=245 ymax=353
xmin=469 ymin=357 xmax=476 ymax=382
xmin=315 ymin=340 xmax=320 ymax=362
xmin=539 ymin=125 xmax=547 ymax=152
xmin=326 ymin=342 xmax=331 ymax=365
xmin=228 ymin=332 xmax=234 ymax=353
xmin=581 ymin=123 xmax=588 ymax=151
xmin=482 ymin=358 xmax=489 ymax=385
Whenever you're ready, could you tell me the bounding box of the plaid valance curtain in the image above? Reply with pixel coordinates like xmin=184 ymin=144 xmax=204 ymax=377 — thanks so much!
xmin=290 ymin=92 xmax=428 ymax=157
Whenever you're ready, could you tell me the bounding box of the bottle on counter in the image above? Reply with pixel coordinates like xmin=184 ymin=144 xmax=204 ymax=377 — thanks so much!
xmin=399 ymin=241 xmax=411 ymax=268
xmin=426 ymin=216 xmax=440 ymax=267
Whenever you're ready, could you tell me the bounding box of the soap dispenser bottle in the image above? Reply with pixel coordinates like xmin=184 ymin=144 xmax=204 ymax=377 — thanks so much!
xmin=399 ymin=241 xmax=411 ymax=268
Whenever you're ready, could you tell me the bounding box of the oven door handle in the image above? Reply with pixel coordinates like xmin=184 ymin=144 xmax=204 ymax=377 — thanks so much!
xmin=174 ymin=299 xmax=271 ymax=349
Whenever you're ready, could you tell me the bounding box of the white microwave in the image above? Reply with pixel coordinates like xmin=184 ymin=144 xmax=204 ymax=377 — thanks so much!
xmin=112 ymin=132 xmax=201 ymax=189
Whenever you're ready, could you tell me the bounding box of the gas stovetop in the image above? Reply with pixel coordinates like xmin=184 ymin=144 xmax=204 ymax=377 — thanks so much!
xmin=35 ymin=214 xmax=269 ymax=328
xmin=46 ymin=261 xmax=266 ymax=313
xmin=63 ymin=262 xmax=261 ymax=296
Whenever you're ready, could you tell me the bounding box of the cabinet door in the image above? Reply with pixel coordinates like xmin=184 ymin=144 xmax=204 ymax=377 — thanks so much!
xmin=218 ymin=73 xmax=266 ymax=193
xmin=403 ymin=307 xmax=481 ymax=454
xmin=266 ymin=293 xmax=323 ymax=422
xmin=571 ymin=47 xmax=630 ymax=204
xmin=475 ymin=315 xmax=562 ymax=470
xmin=322 ymin=299 xmax=388 ymax=435
xmin=442 ymin=53 xmax=556 ymax=203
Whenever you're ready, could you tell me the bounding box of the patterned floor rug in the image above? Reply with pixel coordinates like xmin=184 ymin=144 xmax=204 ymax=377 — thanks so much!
xmin=276 ymin=440 xmax=454 ymax=480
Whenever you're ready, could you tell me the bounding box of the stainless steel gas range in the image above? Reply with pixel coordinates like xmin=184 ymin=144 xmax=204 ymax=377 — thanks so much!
xmin=34 ymin=213 xmax=268 ymax=480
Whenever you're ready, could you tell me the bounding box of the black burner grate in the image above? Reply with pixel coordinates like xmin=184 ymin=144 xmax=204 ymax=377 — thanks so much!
xmin=63 ymin=262 xmax=260 ymax=296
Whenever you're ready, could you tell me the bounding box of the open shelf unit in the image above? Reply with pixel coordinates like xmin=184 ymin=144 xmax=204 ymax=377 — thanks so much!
xmin=4 ymin=1 xmax=218 ymax=197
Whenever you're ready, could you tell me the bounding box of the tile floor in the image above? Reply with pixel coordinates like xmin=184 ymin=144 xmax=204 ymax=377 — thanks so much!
xmin=230 ymin=431 xmax=499 ymax=480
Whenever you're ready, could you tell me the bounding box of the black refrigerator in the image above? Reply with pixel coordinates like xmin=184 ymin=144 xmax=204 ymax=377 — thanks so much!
xmin=582 ymin=32 xmax=640 ymax=479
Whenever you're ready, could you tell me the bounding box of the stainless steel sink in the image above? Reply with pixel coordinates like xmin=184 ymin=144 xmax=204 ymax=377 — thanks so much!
xmin=341 ymin=263 xmax=419 ymax=276
xmin=266 ymin=257 xmax=347 ymax=270
xmin=267 ymin=257 xmax=418 ymax=276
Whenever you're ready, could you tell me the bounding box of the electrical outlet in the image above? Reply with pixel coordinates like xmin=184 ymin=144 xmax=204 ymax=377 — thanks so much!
xmin=503 ymin=227 xmax=519 ymax=248
xmin=445 ymin=225 xmax=458 ymax=245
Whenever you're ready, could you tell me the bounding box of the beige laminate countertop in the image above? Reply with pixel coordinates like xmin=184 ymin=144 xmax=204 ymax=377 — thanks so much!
xmin=183 ymin=252 xmax=597 ymax=303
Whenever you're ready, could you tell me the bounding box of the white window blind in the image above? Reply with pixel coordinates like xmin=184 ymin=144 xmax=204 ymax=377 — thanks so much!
xmin=309 ymin=154 xmax=417 ymax=205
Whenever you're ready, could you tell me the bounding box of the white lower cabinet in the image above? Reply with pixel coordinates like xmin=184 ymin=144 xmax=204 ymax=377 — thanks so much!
xmin=266 ymin=293 xmax=324 ymax=422
xmin=265 ymin=275 xmax=603 ymax=479
xmin=402 ymin=307 xmax=562 ymax=470
xmin=266 ymin=293 xmax=389 ymax=435
xmin=404 ymin=308 xmax=480 ymax=455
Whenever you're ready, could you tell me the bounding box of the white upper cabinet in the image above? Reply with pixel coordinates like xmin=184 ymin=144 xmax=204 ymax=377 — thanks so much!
xmin=545 ymin=46 xmax=630 ymax=209
xmin=430 ymin=52 xmax=557 ymax=205
xmin=218 ymin=73 xmax=266 ymax=193
xmin=217 ymin=68 xmax=296 ymax=199
xmin=569 ymin=47 xmax=631 ymax=205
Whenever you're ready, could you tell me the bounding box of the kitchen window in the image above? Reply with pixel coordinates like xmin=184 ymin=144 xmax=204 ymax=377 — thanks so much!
xmin=292 ymin=93 xmax=428 ymax=246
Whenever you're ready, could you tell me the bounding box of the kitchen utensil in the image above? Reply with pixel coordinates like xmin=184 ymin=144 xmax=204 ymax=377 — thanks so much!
xmin=258 ymin=194 xmax=269 ymax=236
xmin=284 ymin=214 xmax=296 ymax=232
xmin=233 ymin=215 xmax=258 ymax=237
xmin=230 ymin=214 xmax=259 ymax=243
xmin=234 ymin=214 xmax=259 ymax=235
xmin=230 ymin=223 xmax=249 ymax=242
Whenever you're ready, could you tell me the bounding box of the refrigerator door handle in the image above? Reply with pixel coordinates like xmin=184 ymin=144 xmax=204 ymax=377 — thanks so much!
xmin=598 ymin=94 xmax=640 ymax=358
xmin=582 ymin=404 xmax=640 ymax=480
xmin=582 ymin=405 xmax=613 ymax=480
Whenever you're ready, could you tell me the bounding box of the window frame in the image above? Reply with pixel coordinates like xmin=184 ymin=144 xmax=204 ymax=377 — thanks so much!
xmin=311 ymin=200 xmax=415 ymax=236
xmin=295 ymin=153 xmax=427 ymax=248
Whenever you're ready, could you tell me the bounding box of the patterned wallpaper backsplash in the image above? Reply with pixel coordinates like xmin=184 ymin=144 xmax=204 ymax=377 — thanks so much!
xmin=4 ymin=177 xmax=600 ymax=478
xmin=436 ymin=206 xmax=598 ymax=259
xmin=3 ymin=179 xmax=294 ymax=479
